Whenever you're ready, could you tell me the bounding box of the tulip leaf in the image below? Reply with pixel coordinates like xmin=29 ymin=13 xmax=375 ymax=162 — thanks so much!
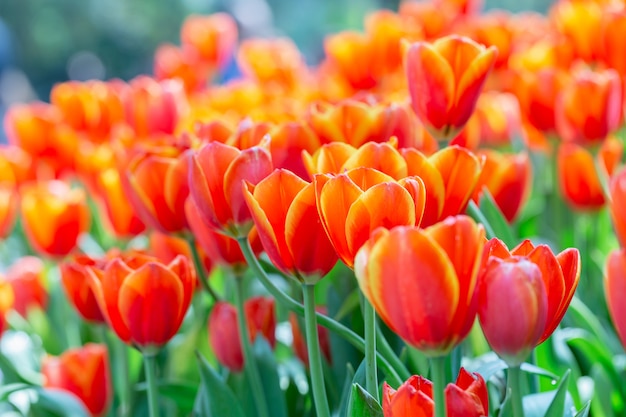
xmin=498 ymin=386 xmax=513 ymax=417
xmin=347 ymin=383 xmax=382 ymax=417
xmin=333 ymin=289 xmax=361 ymax=322
xmin=253 ymin=337 xmax=288 ymax=417
xmin=520 ymin=363 xmax=559 ymax=380
xmin=472 ymin=356 xmax=507 ymax=381
xmin=135 ymin=380 xmax=197 ymax=415
xmin=31 ymin=388 xmax=90 ymax=417
xmin=336 ymin=363 xmax=356 ymax=417
xmin=590 ymin=364 xmax=617 ymax=417
xmin=522 ymin=369 xmax=573 ymax=417
xmin=477 ymin=189 xmax=517 ymax=248
xmin=195 ymin=352 xmax=246 ymax=417
xmin=0 ymin=383 xmax=31 ymax=402
xmin=575 ymin=401 xmax=591 ymax=417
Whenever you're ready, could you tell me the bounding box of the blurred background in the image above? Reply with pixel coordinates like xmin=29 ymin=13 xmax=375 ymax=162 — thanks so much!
xmin=0 ymin=0 xmax=551 ymax=138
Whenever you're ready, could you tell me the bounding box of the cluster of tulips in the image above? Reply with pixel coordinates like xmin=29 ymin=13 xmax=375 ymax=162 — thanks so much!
xmin=2 ymin=0 xmax=626 ymax=415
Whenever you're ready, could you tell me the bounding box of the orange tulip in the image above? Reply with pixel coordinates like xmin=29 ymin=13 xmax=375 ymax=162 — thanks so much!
xmin=244 ymin=169 xmax=338 ymax=283
xmin=302 ymin=142 xmax=357 ymax=179
xmin=557 ymin=138 xmax=622 ymax=210
xmin=61 ymin=254 xmax=111 ymax=323
xmin=605 ymin=249 xmax=626 ymax=350
xmin=88 ymin=254 xmax=195 ymax=351
xmin=555 ymin=69 xmax=622 ymax=145
xmin=189 ymin=141 xmax=273 ymax=238
xmin=399 ymin=1 xmax=454 ymax=41
xmin=610 ymin=167 xmax=626 ymax=247
xmin=180 ymin=13 xmax=238 ymax=68
xmin=383 ymin=368 xmax=488 ymax=417
xmin=208 ymin=297 xmax=276 ymax=371
xmin=478 ymin=256 xmax=548 ymax=366
xmin=5 ymin=256 xmax=47 ymax=317
xmin=485 ymin=238 xmax=580 ymax=344
xmin=0 ymin=280 xmax=14 ymax=335
xmin=473 ymin=150 xmax=532 ymax=222
xmin=406 ymin=35 xmax=498 ymax=142
xmin=154 ymin=44 xmax=207 ymax=93
xmin=0 ymin=184 xmax=18 ymax=239
xmin=355 ymin=216 xmax=485 ymax=355
xmin=601 ymin=8 xmax=626 ymax=75
xmin=323 ymin=31 xmax=378 ymax=92
xmin=550 ymin=0 xmax=603 ymax=62
xmin=402 ymin=145 xmax=483 ymax=227
xmin=315 ymin=167 xmax=425 ymax=268
xmin=41 ymin=343 xmax=112 ymax=417
xmin=289 ymin=308 xmax=332 ymax=367
xmin=97 ymin=167 xmax=146 ymax=237
xmin=20 ymin=181 xmax=90 ymax=257
xmin=237 ymin=38 xmax=306 ymax=89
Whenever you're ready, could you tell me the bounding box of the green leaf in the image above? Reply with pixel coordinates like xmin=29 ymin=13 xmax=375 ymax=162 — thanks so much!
xmin=336 ymin=363 xmax=356 ymax=417
xmin=253 ymin=337 xmax=288 ymax=417
xmin=473 ymin=356 xmax=507 ymax=381
xmin=195 ymin=352 xmax=246 ymax=417
xmin=347 ymin=383 xmax=382 ymax=417
xmin=590 ymin=364 xmax=616 ymax=417
xmin=136 ymin=380 xmax=197 ymax=415
xmin=333 ymin=289 xmax=360 ymax=322
xmin=498 ymin=386 xmax=513 ymax=417
xmin=0 ymin=384 xmax=31 ymax=402
xmin=522 ymin=369 xmax=573 ymax=417
xmin=478 ymin=189 xmax=517 ymax=248
xmin=520 ymin=363 xmax=559 ymax=380
xmin=544 ymin=369 xmax=572 ymax=417
xmin=31 ymin=388 xmax=90 ymax=417
xmin=575 ymin=401 xmax=591 ymax=417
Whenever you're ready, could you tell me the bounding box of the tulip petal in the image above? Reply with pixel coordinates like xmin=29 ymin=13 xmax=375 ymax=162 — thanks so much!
xmin=345 ymin=166 xmax=395 ymax=191
xmin=302 ymin=142 xmax=356 ymax=178
xmin=402 ymin=148 xmax=445 ymax=227
xmin=97 ymin=260 xmax=134 ymax=342
xmin=606 ymin=250 xmax=626 ymax=349
xmin=399 ymin=176 xmax=426 ymax=227
xmin=341 ymin=142 xmax=408 ymax=180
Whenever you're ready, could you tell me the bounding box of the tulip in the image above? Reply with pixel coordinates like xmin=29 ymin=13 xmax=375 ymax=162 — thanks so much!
xmin=5 ymin=256 xmax=47 ymax=317
xmin=315 ymin=167 xmax=425 ymax=268
xmin=406 ymin=35 xmax=498 ymax=142
xmin=180 ymin=13 xmax=238 ymax=68
xmin=41 ymin=343 xmax=113 ymax=417
xmin=88 ymin=254 xmax=195 ymax=351
xmin=472 ymin=150 xmax=531 ymax=222
xmin=610 ymin=167 xmax=626 ymax=247
xmin=61 ymin=254 xmax=109 ymax=324
xmin=485 ymin=238 xmax=580 ymax=344
xmin=96 ymin=167 xmax=146 ymax=237
xmin=478 ymin=257 xmax=548 ymax=366
xmin=550 ymin=0 xmax=603 ymax=62
xmin=20 ymin=180 xmax=90 ymax=257
xmin=289 ymin=309 xmax=332 ymax=367
xmin=555 ymin=69 xmax=622 ymax=145
xmin=237 ymin=38 xmax=306 ymax=89
xmin=154 ymin=44 xmax=207 ymax=94
xmin=189 ymin=141 xmax=273 ymax=238
xmin=355 ymin=216 xmax=485 ymax=355
xmin=382 ymin=368 xmax=489 ymax=417
xmin=302 ymin=142 xmax=357 ymax=178
xmin=601 ymin=8 xmax=626 ymax=76
xmin=208 ymin=297 xmax=276 ymax=371
xmin=244 ymin=169 xmax=338 ymax=283
xmin=605 ymin=249 xmax=626 ymax=350
xmin=0 ymin=184 xmax=18 ymax=239
xmin=0 ymin=280 xmax=14 ymax=335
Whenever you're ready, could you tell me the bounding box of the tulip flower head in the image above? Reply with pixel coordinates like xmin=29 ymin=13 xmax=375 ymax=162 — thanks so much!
xmin=42 ymin=343 xmax=113 ymax=417
xmin=355 ymin=216 xmax=485 ymax=356
xmin=5 ymin=256 xmax=47 ymax=317
xmin=605 ymin=249 xmax=626 ymax=350
xmin=406 ymin=35 xmax=498 ymax=142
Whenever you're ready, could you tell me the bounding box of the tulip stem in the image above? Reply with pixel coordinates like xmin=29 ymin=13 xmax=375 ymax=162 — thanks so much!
xmin=431 ymin=356 xmax=447 ymax=417
xmin=507 ymin=365 xmax=525 ymax=417
xmin=236 ymin=237 xmax=404 ymax=387
xmin=186 ymin=237 xmax=220 ymax=302
xmin=362 ymin=295 xmax=379 ymax=401
xmin=303 ymin=284 xmax=331 ymax=417
xmin=143 ymin=353 xmax=159 ymax=417
xmin=234 ymin=276 xmax=270 ymax=417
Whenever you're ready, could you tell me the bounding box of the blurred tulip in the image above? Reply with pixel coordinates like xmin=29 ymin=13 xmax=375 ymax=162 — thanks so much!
xmin=125 ymin=151 xmax=190 ymax=233
xmin=478 ymin=257 xmax=547 ymax=366
xmin=154 ymin=44 xmax=207 ymax=93
xmin=180 ymin=13 xmax=238 ymax=68
xmin=289 ymin=308 xmax=332 ymax=367
xmin=402 ymin=145 xmax=483 ymax=227
xmin=399 ymin=1 xmax=454 ymax=40
xmin=557 ymin=138 xmax=622 ymax=210
xmin=485 ymin=238 xmax=580 ymax=343
xmin=610 ymin=167 xmax=626 ymax=247
xmin=355 ymin=216 xmax=485 ymax=355
xmin=61 ymin=254 xmax=109 ymax=323
xmin=0 ymin=280 xmax=14 ymax=335
xmin=601 ymin=8 xmax=626 ymax=75
xmin=0 ymin=184 xmax=18 ymax=239
xmin=208 ymin=297 xmax=276 ymax=371
xmin=244 ymin=169 xmax=338 ymax=283
xmin=315 ymin=167 xmax=425 ymax=267
xmin=605 ymin=249 xmax=626 ymax=350
xmin=97 ymin=168 xmax=146 ymax=237
xmin=382 ymin=368 xmax=488 ymax=417
xmin=323 ymin=31 xmax=378 ymax=91
xmin=20 ymin=181 xmax=90 ymax=257
xmin=555 ymin=69 xmax=622 ymax=145
xmin=88 ymin=254 xmax=195 ymax=350
xmin=406 ymin=35 xmax=497 ymax=142
xmin=237 ymin=38 xmax=306 ymax=89
xmin=550 ymin=0 xmax=603 ymax=62
xmin=473 ymin=150 xmax=532 ymax=222
xmin=5 ymin=256 xmax=47 ymax=317
xmin=42 ymin=343 xmax=112 ymax=417
xmin=189 ymin=141 xmax=273 ymax=238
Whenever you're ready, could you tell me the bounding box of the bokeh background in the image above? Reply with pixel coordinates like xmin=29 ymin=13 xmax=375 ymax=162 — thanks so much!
xmin=0 ymin=0 xmax=551 ymax=141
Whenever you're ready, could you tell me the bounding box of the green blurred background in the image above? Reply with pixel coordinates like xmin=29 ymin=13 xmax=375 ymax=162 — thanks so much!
xmin=0 ymin=0 xmax=551 ymax=127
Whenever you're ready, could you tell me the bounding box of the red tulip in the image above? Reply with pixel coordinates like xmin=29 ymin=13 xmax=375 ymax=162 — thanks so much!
xmin=605 ymin=249 xmax=626 ymax=350
xmin=61 ymin=254 xmax=110 ymax=324
xmin=5 ymin=256 xmax=47 ymax=317
xmin=355 ymin=216 xmax=485 ymax=355
xmin=382 ymin=368 xmax=488 ymax=417
xmin=42 ymin=343 xmax=113 ymax=417
xmin=406 ymin=35 xmax=498 ymax=141
xmin=609 ymin=167 xmax=626 ymax=247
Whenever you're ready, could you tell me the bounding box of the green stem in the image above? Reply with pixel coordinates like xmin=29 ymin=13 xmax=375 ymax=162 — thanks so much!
xmin=303 ymin=284 xmax=331 ymax=417
xmin=362 ymin=296 xmax=379 ymax=401
xmin=431 ymin=356 xmax=447 ymax=417
xmin=116 ymin=337 xmax=131 ymax=417
xmin=234 ymin=277 xmax=270 ymax=417
xmin=236 ymin=237 xmax=403 ymax=386
xmin=143 ymin=353 xmax=159 ymax=417
xmin=507 ymin=365 xmax=525 ymax=417
xmin=186 ymin=237 xmax=220 ymax=302
xmin=375 ymin=324 xmax=411 ymax=381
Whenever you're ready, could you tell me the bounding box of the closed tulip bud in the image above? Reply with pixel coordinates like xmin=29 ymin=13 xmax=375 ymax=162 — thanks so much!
xmin=41 ymin=343 xmax=113 ymax=417
xmin=406 ymin=35 xmax=498 ymax=142
xmin=478 ymin=257 xmax=548 ymax=366
xmin=61 ymin=254 xmax=108 ymax=324
xmin=383 ymin=368 xmax=488 ymax=417
xmin=208 ymin=297 xmax=276 ymax=371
